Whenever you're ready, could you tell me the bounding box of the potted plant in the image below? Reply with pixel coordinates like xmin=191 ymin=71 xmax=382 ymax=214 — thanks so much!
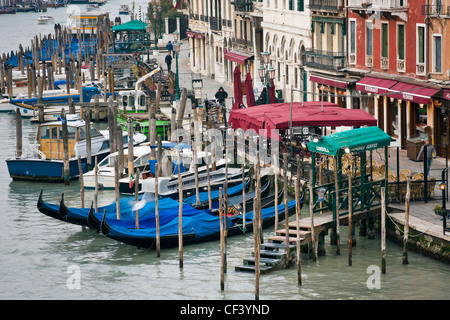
xmin=434 ymin=205 xmax=447 ymax=217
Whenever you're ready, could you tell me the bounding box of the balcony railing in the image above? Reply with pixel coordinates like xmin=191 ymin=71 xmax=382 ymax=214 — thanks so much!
xmin=210 ymin=16 xmax=221 ymax=31
xmin=348 ymin=0 xmax=407 ymax=10
xmin=230 ymin=0 xmax=253 ymax=12
xmin=309 ymin=0 xmax=343 ymax=12
xmin=422 ymin=4 xmax=448 ymax=15
xmin=302 ymin=48 xmax=346 ymax=71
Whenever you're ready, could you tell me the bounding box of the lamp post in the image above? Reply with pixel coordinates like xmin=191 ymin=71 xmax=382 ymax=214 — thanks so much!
xmin=158 ymin=1 xmax=162 ymax=39
xmin=173 ymin=31 xmax=181 ymax=101
xmin=153 ymin=5 xmax=158 ymax=50
xmin=258 ymin=51 xmax=275 ymax=104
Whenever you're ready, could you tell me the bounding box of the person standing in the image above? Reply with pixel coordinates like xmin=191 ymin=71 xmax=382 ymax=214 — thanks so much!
xmin=165 ymin=52 xmax=173 ymax=73
xmin=417 ymin=138 xmax=437 ymax=177
xmin=215 ymin=87 xmax=228 ymax=105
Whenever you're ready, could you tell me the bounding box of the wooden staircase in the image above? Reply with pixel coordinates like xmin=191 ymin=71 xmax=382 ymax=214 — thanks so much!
xmin=235 ymin=222 xmax=313 ymax=274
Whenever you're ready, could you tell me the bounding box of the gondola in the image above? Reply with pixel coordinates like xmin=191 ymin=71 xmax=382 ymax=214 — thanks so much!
xmin=100 ymin=188 xmax=299 ymax=249
xmin=36 ymin=178 xmax=259 ymax=229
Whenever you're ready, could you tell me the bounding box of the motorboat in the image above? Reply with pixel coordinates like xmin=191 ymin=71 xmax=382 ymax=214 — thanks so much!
xmin=119 ymin=4 xmax=130 ymax=14
xmin=37 ymin=15 xmax=54 ymax=24
xmin=6 ymin=120 xmax=147 ymax=182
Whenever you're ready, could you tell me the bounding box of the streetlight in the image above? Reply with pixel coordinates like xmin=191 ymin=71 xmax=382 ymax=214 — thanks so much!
xmin=173 ymin=31 xmax=181 ymax=100
xmin=258 ymin=51 xmax=275 ymax=104
xmin=158 ymin=1 xmax=162 ymax=39
xmin=153 ymin=5 xmax=158 ymax=50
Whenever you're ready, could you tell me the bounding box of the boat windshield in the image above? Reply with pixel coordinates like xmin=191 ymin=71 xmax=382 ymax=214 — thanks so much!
xmin=79 ymin=124 xmax=102 ymax=140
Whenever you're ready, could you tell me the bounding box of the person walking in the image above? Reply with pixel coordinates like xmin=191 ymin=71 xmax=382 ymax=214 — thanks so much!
xmin=417 ymin=138 xmax=437 ymax=177
xmin=165 ymin=52 xmax=173 ymax=73
xmin=166 ymin=41 xmax=173 ymax=56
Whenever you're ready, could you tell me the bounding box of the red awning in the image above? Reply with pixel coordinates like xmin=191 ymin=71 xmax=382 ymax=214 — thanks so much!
xmin=229 ymin=102 xmax=377 ymax=139
xmin=356 ymin=76 xmax=398 ymax=94
xmin=224 ymin=51 xmax=252 ymax=64
xmin=186 ymin=30 xmax=205 ymax=39
xmin=310 ymin=75 xmax=352 ymax=89
xmin=388 ymin=82 xmax=440 ymax=105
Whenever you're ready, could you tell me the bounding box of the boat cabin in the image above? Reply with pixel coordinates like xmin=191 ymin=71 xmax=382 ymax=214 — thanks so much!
xmin=67 ymin=11 xmax=109 ymax=35
xmin=37 ymin=121 xmax=103 ymax=160
xmin=117 ymin=90 xmax=147 ymax=112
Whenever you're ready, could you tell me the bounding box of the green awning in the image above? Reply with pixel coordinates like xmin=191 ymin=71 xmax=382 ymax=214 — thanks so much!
xmin=307 ymin=126 xmax=392 ymax=156
xmin=112 ymin=20 xmax=147 ymax=32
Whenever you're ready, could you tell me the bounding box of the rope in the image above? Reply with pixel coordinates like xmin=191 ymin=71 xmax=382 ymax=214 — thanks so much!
xmin=386 ymin=211 xmax=435 ymax=238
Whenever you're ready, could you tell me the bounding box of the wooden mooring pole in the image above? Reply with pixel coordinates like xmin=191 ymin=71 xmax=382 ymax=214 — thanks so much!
xmin=283 ymin=153 xmax=289 ymax=268
xmin=61 ymin=109 xmax=70 ymax=185
xmin=403 ymin=179 xmax=410 ymax=265
xmin=135 ymin=168 xmax=140 ymax=230
xmin=253 ymin=185 xmax=260 ymax=300
xmin=15 ymin=110 xmax=22 ymax=159
xmin=94 ymin=156 xmax=98 ymax=213
xmin=219 ymin=187 xmax=225 ymax=291
xmin=178 ymin=142 xmax=183 ymax=269
xmin=114 ymin=158 xmax=120 ymax=220
xmin=155 ymin=163 xmax=161 ymax=257
xmin=295 ymin=180 xmax=302 ymax=286
xmin=348 ymin=165 xmax=353 ymax=266
xmin=77 ymin=156 xmax=85 ymax=208
xmin=381 ymin=187 xmax=386 ymax=274
xmin=309 ymin=170 xmax=318 ymax=262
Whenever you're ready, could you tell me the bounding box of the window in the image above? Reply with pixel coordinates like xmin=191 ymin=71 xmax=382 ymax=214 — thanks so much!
xmin=381 ymin=23 xmax=388 ymax=58
xmin=297 ymin=0 xmax=304 ymax=11
xmin=397 ymin=24 xmax=405 ymax=60
xmin=350 ymin=20 xmax=356 ymax=54
xmin=366 ymin=21 xmax=373 ymax=56
xmin=433 ymin=34 xmax=442 ymax=73
xmin=417 ymin=26 xmax=425 ymax=64
xmin=289 ymin=0 xmax=293 ymax=10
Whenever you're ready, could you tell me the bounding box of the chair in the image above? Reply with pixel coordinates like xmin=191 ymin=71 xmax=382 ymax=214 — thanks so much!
xmin=400 ymin=169 xmax=411 ymax=177
xmin=377 ymin=163 xmax=386 ymax=175
xmin=388 ymin=170 xmax=395 ymax=177
xmin=410 ymin=180 xmax=423 ymax=201
xmin=427 ymin=177 xmax=437 ymax=198
xmin=398 ymin=182 xmax=407 ymax=202
xmin=399 ymin=174 xmax=408 ymax=182
xmin=413 ymin=173 xmax=424 ymax=181
xmin=388 ymin=174 xmax=396 ymax=182
xmin=388 ymin=183 xmax=398 ymax=202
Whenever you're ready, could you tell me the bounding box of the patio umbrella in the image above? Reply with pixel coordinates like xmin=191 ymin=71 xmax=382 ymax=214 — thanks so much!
xmin=268 ymin=79 xmax=277 ymax=104
xmin=232 ymin=66 xmax=244 ymax=110
xmin=245 ymin=72 xmax=256 ymax=107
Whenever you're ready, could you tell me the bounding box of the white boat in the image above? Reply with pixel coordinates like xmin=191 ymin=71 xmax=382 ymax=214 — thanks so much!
xmin=86 ymin=4 xmax=99 ymax=11
xmin=119 ymin=4 xmax=130 ymax=14
xmin=37 ymin=15 xmax=54 ymax=24
xmin=83 ymin=144 xmax=155 ymax=189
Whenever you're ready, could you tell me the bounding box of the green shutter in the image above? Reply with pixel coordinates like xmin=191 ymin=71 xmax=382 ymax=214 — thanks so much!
xmin=398 ymin=24 xmax=405 ymax=60
xmin=297 ymin=0 xmax=304 ymax=11
xmin=289 ymin=0 xmax=293 ymax=10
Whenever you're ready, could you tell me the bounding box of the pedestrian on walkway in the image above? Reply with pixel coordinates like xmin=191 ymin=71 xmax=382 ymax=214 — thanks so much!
xmin=165 ymin=52 xmax=173 ymax=73
xmin=215 ymin=87 xmax=228 ymax=106
xmin=166 ymin=41 xmax=173 ymax=56
xmin=417 ymin=138 xmax=437 ymax=177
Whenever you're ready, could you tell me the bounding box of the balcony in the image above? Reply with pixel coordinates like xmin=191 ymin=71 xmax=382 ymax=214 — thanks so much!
xmin=309 ymin=0 xmax=344 ymax=12
xmin=210 ymin=16 xmax=221 ymax=31
xmin=422 ymin=4 xmax=448 ymax=16
xmin=348 ymin=0 xmax=408 ymax=10
xmin=302 ymin=48 xmax=346 ymax=71
xmin=231 ymin=38 xmax=254 ymax=53
xmin=231 ymin=0 xmax=253 ymax=12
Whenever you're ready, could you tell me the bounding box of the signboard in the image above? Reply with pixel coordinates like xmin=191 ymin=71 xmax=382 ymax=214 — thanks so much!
xmin=317 ymin=187 xmax=325 ymax=202
xmin=194 ymin=88 xmax=202 ymax=100
xmin=192 ymin=79 xmax=203 ymax=89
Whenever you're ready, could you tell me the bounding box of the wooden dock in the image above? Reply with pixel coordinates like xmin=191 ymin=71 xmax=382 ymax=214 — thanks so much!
xmin=235 ymin=206 xmax=382 ymax=273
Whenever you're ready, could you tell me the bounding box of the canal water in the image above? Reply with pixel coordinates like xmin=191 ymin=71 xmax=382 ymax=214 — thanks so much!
xmin=0 ymin=1 xmax=449 ymax=301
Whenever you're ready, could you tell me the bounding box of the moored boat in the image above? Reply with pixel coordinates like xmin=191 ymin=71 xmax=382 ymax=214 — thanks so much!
xmin=119 ymin=4 xmax=130 ymax=14
xmin=6 ymin=120 xmax=146 ymax=182
xmin=100 ymin=190 xmax=296 ymax=249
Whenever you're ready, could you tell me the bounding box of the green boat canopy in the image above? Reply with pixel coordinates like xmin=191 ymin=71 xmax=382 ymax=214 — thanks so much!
xmin=112 ymin=20 xmax=147 ymax=32
xmin=307 ymin=126 xmax=392 ymax=157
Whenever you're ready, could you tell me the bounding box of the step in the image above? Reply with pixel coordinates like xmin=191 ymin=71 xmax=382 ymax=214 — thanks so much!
xmin=243 ymin=256 xmax=281 ymax=266
xmin=260 ymin=242 xmax=297 ymax=250
xmin=276 ymin=228 xmax=311 ymax=237
xmin=235 ymin=264 xmax=274 ymax=274
xmin=267 ymin=235 xmax=304 ymax=243
xmin=256 ymin=249 xmax=287 ymax=258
